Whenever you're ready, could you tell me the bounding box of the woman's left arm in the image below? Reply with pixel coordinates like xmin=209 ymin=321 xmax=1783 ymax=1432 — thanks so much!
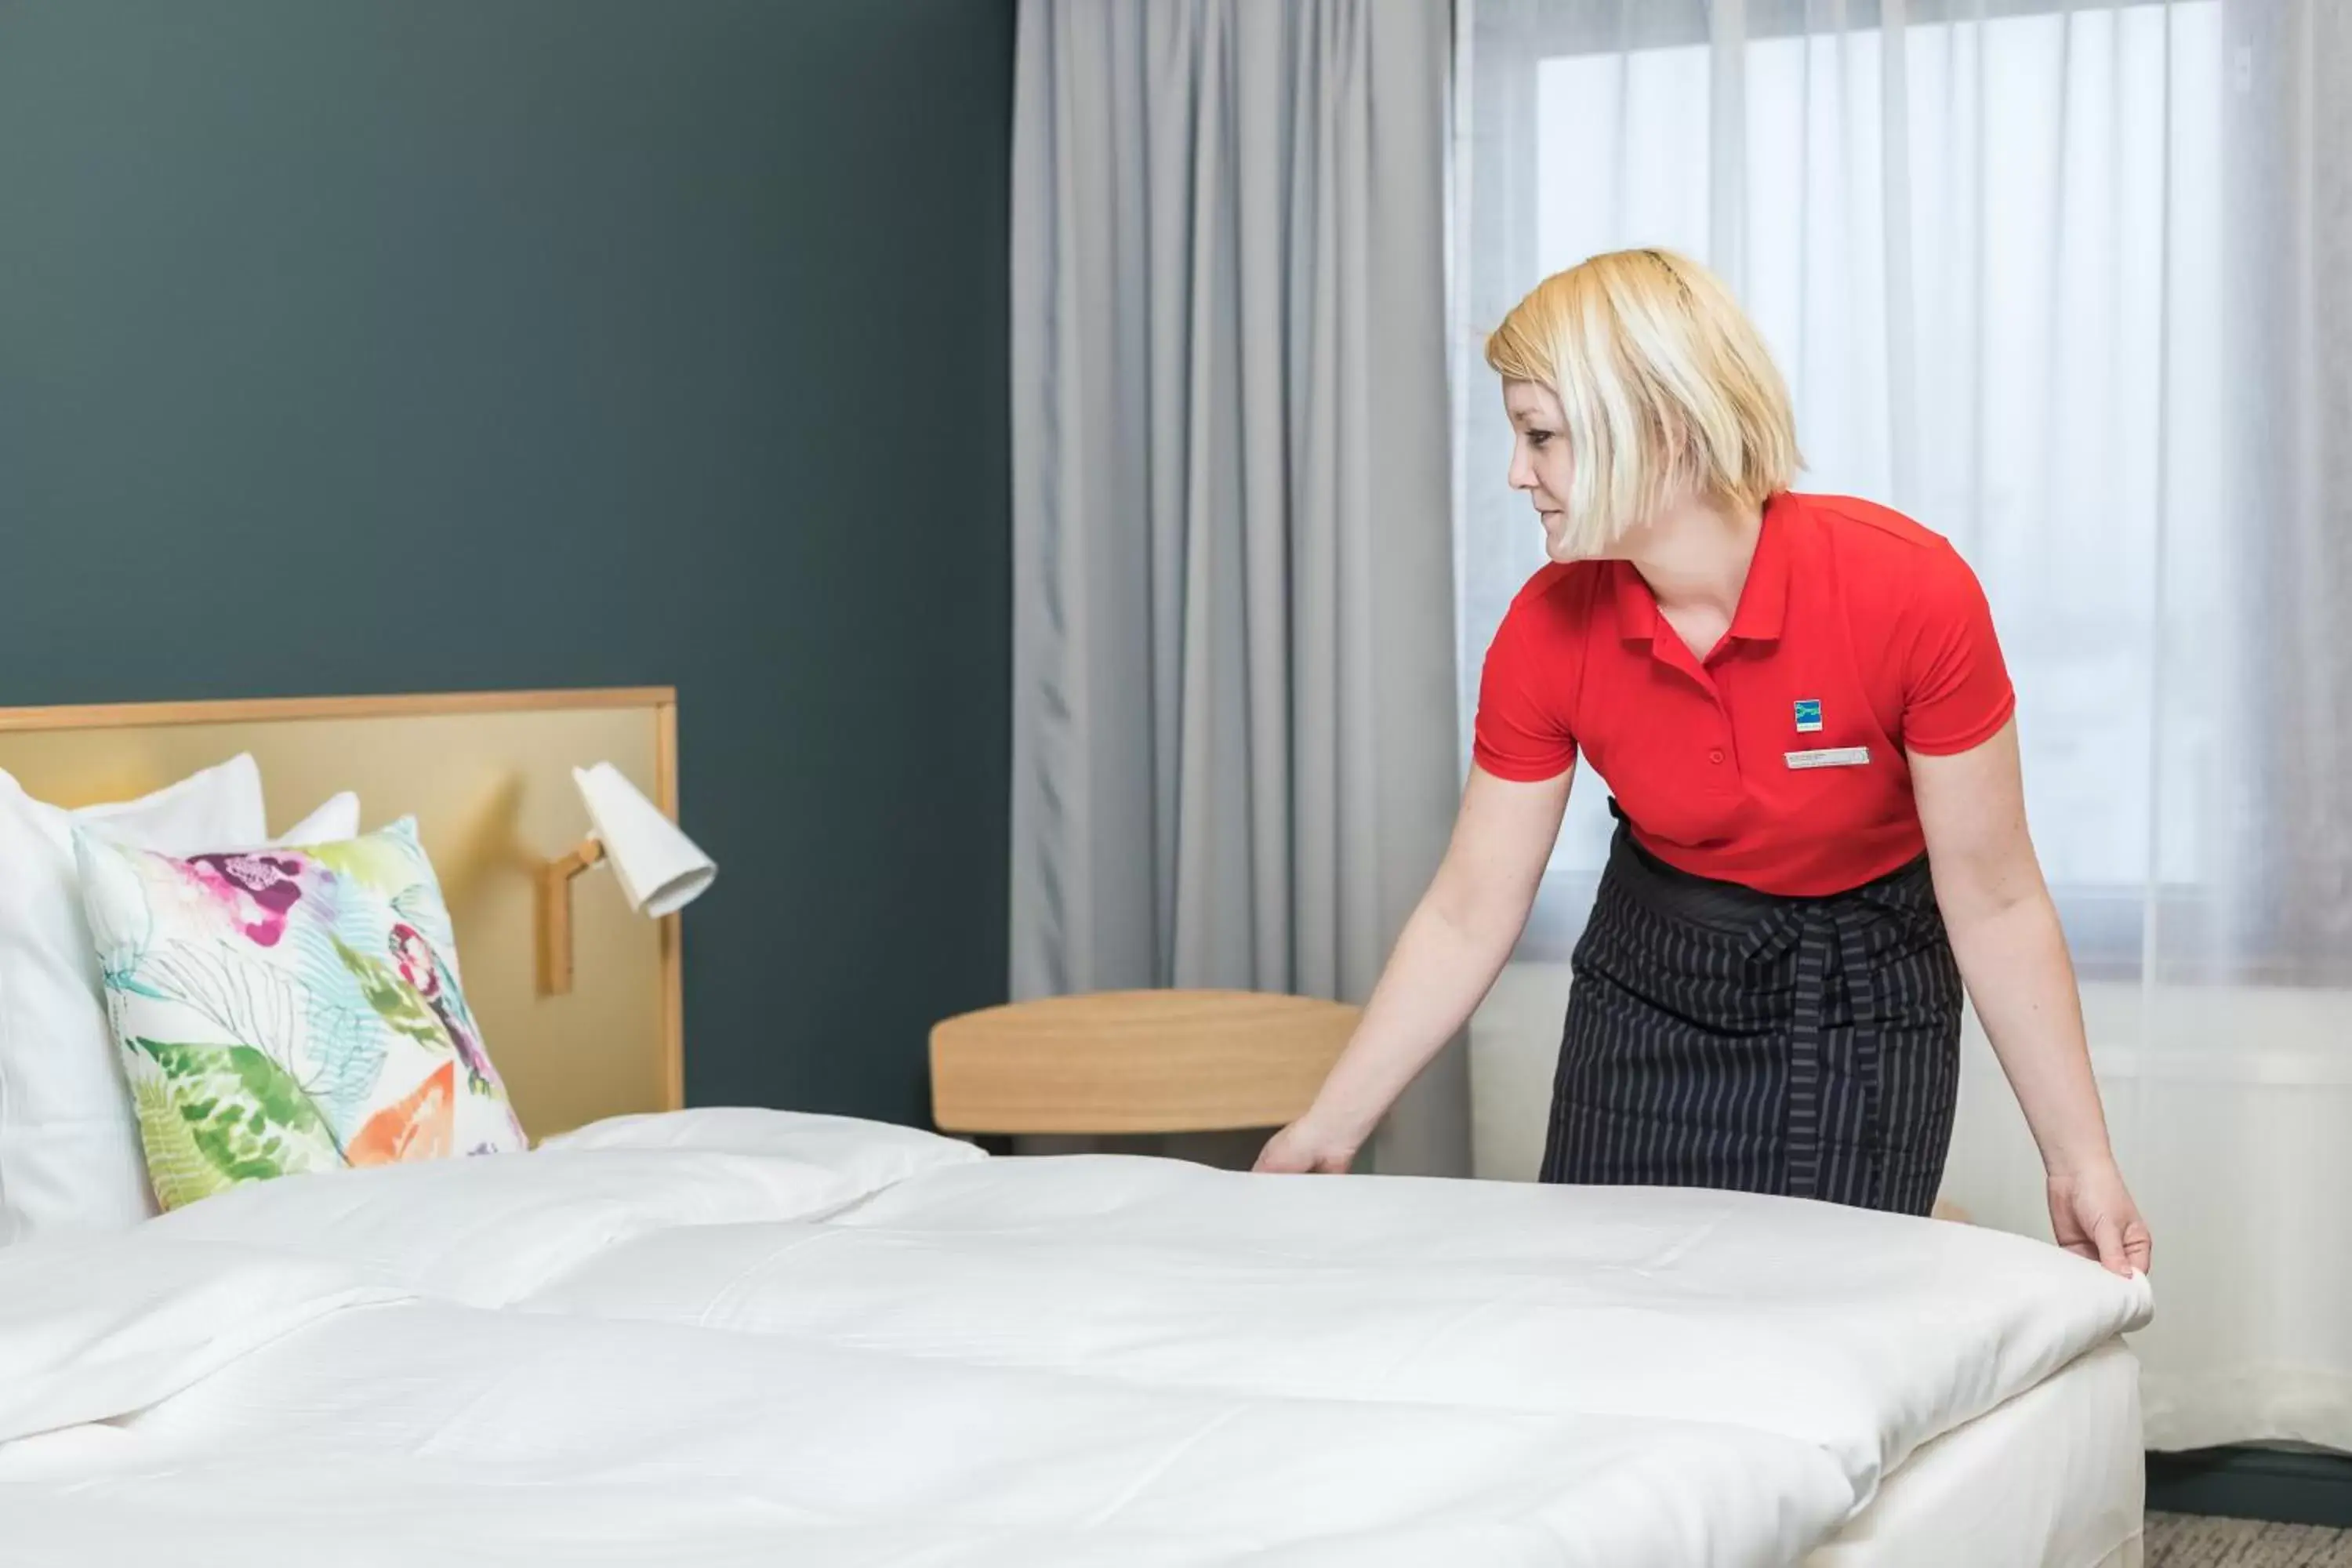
xmin=1910 ymin=718 xmax=2152 ymax=1277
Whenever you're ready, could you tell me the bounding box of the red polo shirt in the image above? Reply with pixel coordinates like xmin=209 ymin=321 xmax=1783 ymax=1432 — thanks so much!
xmin=1472 ymin=492 xmax=2014 ymax=897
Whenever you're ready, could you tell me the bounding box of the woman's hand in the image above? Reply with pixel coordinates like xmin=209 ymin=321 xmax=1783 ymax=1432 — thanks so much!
xmin=2046 ymin=1157 xmax=2153 ymax=1277
xmin=1253 ymin=1113 xmax=1363 ymax=1174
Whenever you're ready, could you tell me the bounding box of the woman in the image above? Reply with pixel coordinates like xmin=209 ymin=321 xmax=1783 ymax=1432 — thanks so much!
xmin=1256 ymin=249 xmax=2152 ymax=1278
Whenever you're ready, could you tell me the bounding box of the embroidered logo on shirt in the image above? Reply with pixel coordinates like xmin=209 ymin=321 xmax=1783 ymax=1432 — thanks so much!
xmin=1793 ymin=699 xmax=1824 ymax=734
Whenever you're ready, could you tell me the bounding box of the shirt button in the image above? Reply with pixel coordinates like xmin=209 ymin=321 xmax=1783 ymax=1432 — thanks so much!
xmin=1708 ymin=749 xmax=1726 ymax=764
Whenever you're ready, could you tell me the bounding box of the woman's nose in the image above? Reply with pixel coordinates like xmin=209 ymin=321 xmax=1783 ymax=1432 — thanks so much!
xmin=1507 ymin=445 xmax=1534 ymax=492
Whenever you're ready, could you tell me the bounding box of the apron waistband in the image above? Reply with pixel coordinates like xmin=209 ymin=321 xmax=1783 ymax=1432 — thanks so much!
xmin=1600 ymin=797 xmax=1933 ymax=924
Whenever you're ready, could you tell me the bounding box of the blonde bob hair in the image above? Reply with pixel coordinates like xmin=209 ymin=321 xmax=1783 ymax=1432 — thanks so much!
xmin=1485 ymin=248 xmax=1800 ymax=554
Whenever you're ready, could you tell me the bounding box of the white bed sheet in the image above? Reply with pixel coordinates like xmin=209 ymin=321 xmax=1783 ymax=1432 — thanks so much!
xmin=0 ymin=1109 xmax=2154 ymax=1566
xmin=1808 ymin=1338 xmax=2145 ymax=1568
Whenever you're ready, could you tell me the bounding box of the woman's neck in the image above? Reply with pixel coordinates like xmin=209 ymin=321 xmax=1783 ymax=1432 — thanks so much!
xmin=1623 ymin=494 xmax=1763 ymax=618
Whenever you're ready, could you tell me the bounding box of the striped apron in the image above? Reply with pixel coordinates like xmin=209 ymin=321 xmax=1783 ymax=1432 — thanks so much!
xmin=1539 ymin=805 xmax=1963 ymax=1216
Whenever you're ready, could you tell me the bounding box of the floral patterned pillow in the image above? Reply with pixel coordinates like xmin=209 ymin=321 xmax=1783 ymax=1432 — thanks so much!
xmin=73 ymin=817 xmax=528 ymax=1210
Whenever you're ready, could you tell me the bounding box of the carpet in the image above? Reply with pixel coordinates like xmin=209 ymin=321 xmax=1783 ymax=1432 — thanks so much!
xmin=2147 ymin=1512 xmax=2352 ymax=1566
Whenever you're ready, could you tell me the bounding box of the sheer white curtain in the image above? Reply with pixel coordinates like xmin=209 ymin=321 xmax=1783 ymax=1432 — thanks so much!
xmin=1454 ymin=0 xmax=2351 ymax=1452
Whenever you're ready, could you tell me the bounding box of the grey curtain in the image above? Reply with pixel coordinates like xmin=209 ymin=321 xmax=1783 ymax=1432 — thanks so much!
xmin=1008 ymin=0 xmax=1467 ymax=1175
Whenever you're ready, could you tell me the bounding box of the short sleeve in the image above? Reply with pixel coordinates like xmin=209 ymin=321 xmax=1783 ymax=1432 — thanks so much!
xmin=1900 ymin=544 xmax=2016 ymax=756
xmin=1471 ymin=601 xmax=1577 ymax=781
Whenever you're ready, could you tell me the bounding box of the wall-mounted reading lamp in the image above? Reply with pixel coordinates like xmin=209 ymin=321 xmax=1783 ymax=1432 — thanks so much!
xmin=539 ymin=761 xmax=715 ymax=995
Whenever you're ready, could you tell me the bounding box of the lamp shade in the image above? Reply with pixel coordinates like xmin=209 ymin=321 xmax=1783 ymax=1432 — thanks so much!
xmin=572 ymin=762 xmax=715 ymax=916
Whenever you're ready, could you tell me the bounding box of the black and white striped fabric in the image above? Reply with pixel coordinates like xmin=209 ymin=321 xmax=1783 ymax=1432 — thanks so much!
xmin=1539 ymin=810 xmax=1963 ymax=1216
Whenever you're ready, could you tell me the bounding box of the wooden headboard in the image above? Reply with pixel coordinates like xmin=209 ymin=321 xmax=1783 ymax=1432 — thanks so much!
xmin=0 ymin=689 xmax=683 ymax=1142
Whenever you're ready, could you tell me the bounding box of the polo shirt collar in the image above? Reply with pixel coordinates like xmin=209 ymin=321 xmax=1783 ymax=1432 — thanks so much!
xmin=1726 ymin=493 xmax=1791 ymax=644
xmin=1611 ymin=494 xmax=1792 ymax=647
xmin=1610 ymin=559 xmax=1656 ymax=640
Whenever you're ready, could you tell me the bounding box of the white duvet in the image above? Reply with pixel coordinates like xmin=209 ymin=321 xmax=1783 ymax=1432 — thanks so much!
xmin=0 ymin=1110 xmax=2151 ymax=1567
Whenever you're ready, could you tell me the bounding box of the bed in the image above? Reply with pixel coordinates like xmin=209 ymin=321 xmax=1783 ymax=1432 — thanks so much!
xmin=0 ymin=694 xmax=2153 ymax=1567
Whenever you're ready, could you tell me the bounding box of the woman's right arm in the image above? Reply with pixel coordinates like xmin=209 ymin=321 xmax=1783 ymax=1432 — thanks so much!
xmin=1253 ymin=763 xmax=1573 ymax=1173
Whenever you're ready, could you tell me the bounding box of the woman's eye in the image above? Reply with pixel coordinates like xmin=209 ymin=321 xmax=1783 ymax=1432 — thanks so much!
xmin=1526 ymin=430 xmax=1552 ymax=448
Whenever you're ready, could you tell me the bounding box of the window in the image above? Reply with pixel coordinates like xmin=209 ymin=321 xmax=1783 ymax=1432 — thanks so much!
xmin=1452 ymin=0 xmax=2227 ymax=973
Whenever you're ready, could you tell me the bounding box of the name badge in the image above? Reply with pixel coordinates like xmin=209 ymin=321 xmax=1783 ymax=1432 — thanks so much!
xmin=1784 ymin=746 xmax=1871 ymax=770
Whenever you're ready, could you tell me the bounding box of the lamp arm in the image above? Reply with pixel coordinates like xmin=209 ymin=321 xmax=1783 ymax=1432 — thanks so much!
xmin=538 ymin=836 xmax=605 ymax=996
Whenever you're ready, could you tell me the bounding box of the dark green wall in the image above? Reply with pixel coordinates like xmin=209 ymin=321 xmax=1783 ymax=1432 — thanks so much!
xmin=0 ymin=0 xmax=1014 ymax=1126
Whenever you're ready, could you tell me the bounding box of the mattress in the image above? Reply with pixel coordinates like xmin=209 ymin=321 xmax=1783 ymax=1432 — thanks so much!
xmin=1808 ymin=1338 xmax=2145 ymax=1568
xmin=0 ymin=1109 xmax=2154 ymax=1566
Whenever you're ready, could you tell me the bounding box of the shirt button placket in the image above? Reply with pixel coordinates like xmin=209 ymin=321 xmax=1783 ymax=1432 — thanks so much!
xmin=1706 ymin=693 xmax=1739 ymax=796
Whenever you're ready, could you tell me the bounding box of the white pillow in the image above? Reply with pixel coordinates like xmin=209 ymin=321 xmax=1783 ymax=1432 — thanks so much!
xmin=279 ymin=793 xmax=362 ymax=844
xmin=0 ymin=758 xmax=358 ymax=1242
